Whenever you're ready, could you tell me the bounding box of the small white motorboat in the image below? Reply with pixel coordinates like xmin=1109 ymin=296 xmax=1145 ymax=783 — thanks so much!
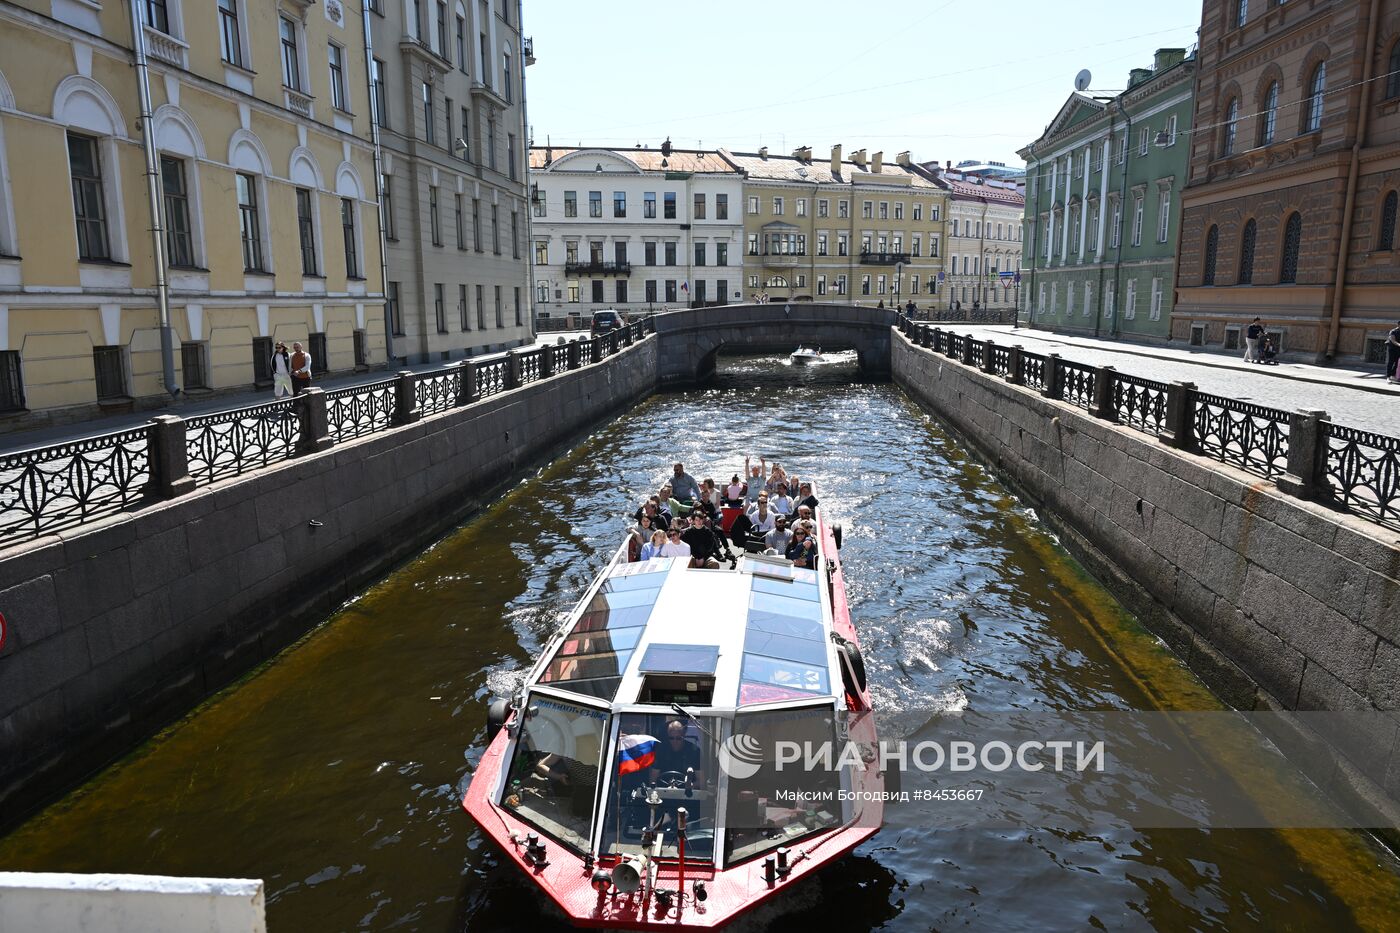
xmin=789 ymin=347 xmax=821 ymax=364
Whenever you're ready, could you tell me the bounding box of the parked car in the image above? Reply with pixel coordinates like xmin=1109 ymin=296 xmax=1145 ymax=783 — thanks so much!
xmin=590 ymin=309 xmax=625 ymax=336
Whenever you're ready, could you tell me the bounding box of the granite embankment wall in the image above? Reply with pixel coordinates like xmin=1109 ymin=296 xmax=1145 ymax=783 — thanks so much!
xmin=0 ymin=337 xmax=658 ymax=825
xmin=892 ymin=331 xmax=1400 ymax=817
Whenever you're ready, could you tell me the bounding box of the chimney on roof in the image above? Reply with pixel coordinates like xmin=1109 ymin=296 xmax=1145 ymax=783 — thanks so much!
xmin=852 ymin=148 xmax=867 ymax=169
xmin=759 ymin=146 xmax=768 ymax=160
xmin=1128 ymin=67 xmax=1152 ymax=88
xmin=1153 ymin=48 xmax=1186 ymax=72
xmin=945 ymin=160 xmax=951 ymax=171
xmin=830 ymin=144 xmax=843 ymax=174
xmin=896 ymin=151 xmax=911 ymax=167
xmin=794 ymin=145 xmax=812 ymax=161
xmin=872 ymin=151 xmax=883 ymax=173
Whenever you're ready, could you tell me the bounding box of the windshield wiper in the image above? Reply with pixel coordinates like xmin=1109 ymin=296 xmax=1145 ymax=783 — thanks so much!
xmin=670 ymin=703 xmax=718 ymax=744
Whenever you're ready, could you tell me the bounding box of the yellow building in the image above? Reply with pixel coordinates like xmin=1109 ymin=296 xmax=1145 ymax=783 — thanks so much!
xmin=721 ymin=145 xmax=947 ymax=308
xmin=0 ymin=0 xmax=385 ymax=428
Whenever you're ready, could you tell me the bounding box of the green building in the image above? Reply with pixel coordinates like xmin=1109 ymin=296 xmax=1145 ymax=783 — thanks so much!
xmin=1019 ymin=49 xmax=1195 ymax=340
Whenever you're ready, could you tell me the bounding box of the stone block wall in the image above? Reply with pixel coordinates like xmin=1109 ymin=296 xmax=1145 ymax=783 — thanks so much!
xmin=891 ymin=331 xmax=1400 ymax=818
xmin=0 ymin=338 xmax=658 ymax=825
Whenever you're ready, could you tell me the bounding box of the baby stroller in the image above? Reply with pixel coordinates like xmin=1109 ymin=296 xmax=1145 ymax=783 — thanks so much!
xmin=1260 ymin=336 xmax=1279 ymax=365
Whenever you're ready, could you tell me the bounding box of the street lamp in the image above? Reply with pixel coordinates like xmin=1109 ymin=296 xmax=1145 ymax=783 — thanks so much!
xmin=895 ymin=261 xmax=903 ymax=310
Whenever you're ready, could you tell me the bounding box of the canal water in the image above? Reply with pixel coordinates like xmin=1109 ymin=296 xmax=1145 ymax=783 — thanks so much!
xmin=2 ymin=354 xmax=1398 ymax=931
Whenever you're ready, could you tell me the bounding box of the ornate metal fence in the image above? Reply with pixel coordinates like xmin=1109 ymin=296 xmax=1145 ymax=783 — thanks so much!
xmin=1323 ymin=424 xmax=1400 ymax=528
xmin=0 ymin=426 xmax=152 ymax=537
xmin=415 ymin=369 xmax=460 ymax=417
xmin=475 ymin=357 xmax=510 ymax=399
xmin=1021 ymin=351 xmax=1047 ymax=392
xmin=550 ymin=344 xmax=570 ymax=373
xmin=1192 ymin=393 xmax=1290 ymax=478
xmin=988 ymin=344 xmax=1012 ymax=377
xmin=1111 ymin=373 xmax=1168 ymax=436
xmin=1059 ymin=360 xmax=1097 ymax=411
xmin=326 ymin=379 xmax=397 ymax=442
xmin=517 ymin=349 xmax=543 ymax=385
xmin=186 ymin=400 xmax=301 ymax=486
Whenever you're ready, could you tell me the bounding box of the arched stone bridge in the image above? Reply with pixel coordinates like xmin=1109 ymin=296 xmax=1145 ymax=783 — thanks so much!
xmin=652 ymin=303 xmax=897 ymax=385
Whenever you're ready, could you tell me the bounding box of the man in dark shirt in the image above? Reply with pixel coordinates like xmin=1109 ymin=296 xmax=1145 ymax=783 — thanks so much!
xmin=650 ymin=720 xmax=704 ymax=786
xmin=1244 ymin=317 xmax=1265 ymax=363
xmin=634 ymin=499 xmax=670 ymax=531
xmin=1387 ymin=320 xmax=1400 ymax=383
xmin=681 ymin=512 xmax=722 ymax=568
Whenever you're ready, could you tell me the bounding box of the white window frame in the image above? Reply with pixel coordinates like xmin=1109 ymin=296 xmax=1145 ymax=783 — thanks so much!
xmin=1124 ymin=278 xmax=1137 ymax=319
xmin=1157 ymin=188 xmax=1171 ymax=242
xmin=1149 ymin=277 xmax=1163 ymax=320
xmin=1131 ymin=196 xmax=1144 ymax=247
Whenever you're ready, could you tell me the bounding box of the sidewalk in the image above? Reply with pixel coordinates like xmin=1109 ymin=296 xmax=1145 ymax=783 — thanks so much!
xmin=0 ymin=332 xmax=580 ymax=456
xmin=953 ymin=324 xmax=1400 ymax=438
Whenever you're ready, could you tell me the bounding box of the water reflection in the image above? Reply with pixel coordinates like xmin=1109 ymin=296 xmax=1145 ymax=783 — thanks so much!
xmin=0 ymin=353 xmax=1396 ymax=931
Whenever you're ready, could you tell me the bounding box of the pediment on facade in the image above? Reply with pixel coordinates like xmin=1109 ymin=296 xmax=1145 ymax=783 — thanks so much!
xmin=546 ymin=149 xmax=645 ymax=174
xmin=1043 ymin=93 xmax=1105 ymax=142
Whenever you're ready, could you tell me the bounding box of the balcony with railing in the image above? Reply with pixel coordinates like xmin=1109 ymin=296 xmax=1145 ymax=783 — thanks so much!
xmin=757 ymin=251 xmax=805 ymax=268
xmin=859 ymin=251 xmax=911 ymax=265
xmin=143 ymin=25 xmax=189 ymax=68
xmin=564 ymin=260 xmax=632 ymax=276
xmin=284 ymin=87 xmax=314 ymax=119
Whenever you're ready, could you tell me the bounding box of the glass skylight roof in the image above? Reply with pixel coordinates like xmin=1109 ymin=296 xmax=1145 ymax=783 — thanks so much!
xmin=738 ymin=570 xmax=829 ymax=705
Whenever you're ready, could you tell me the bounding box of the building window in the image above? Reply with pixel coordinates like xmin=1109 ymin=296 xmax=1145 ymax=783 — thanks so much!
xmin=1149 ymin=277 xmax=1163 ymax=320
xmin=435 ymin=283 xmax=447 ymax=333
xmin=68 ymin=133 xmax=110 ymax=261
xmin=422 ymin=83 xmax=435 ymax=144
xmin=381 ymin=173 xmax=395 ymax=240
xmin=645 ymin=242 xmax=657 ymax=264
xmin=494 ymin=285 xmax=503 ymax=328
xmin=328 ymin=43 xmax=348 ymax=111
xmin=1389 ymin=43 xmax=1400 ymax=99
xmin=515 ymin=287 xmax=522 ymax=325
xmin=142 ymin=0 xmax=171 ymax=33
xmin=746 ymin=233 xmax=757 ymax=256
xmin=716 ymin=193 xmax=728 ymax=219
xmin=473 ymin=198 xmax=482 ymax=250
xmin=837 ymin=232 xmax=849 ymax=256
xmin=716 ymin=242 xmax=728 ymax=266
xmin=389 ymin=281 xmax=403 ymax=335
xmin=1380 ymin=191 xmax=1398 ymax=250
xmin=1124 ymin=279 xmax=1137 ymax=320
xmin=589 ymin=190 xmax=602 ymax=217
xmin=456 ymin=14 xmax=467 ymax=72
xmin=503 ymin=52 xmax=513 ymax=102
xmin=694 ymin=193 xmax=706 ymax=219
xmin=429 ymin=185 xmax=442 ymax=245
xmin=1110 ymin=200 xmax=1122 ymax=249
xmin=564 ymin=190 xmax=577 ymax=217
xmin=838 ymin=200 xmax=849 ymax=218
xmin=1222 ymin=98 xmax=1238 ymax=156
xmin=664 ymin=192 xmax=677 ymax=219
xmin=773 ymin=196 xmax=784 ymax=215
xmin=894 ymin=202 xmax=904 ymax=220
xmin=694 ymin=242 xmax=705 ymax=266
xmin=508 ymin=133 xmax=516 ymax=180
xmin=861 ymin=275 xmax=871 ymax=296
xmin=354 ymin=328 xmax=368 ymax=365
xmin=280 ymin=16 xmax=302 ymax=91
xmin=296 ymin=187 xmax=318 ymax=275
xmin=436 ymin=1 xmax=449 ymax=54
xmin=458 ymin=283 xmax=469 ymax=330
xmin=491 ymin=203 xmax=500 ymax=253
xmin=1234 ymin=0 xmax=1247 ymax=28
xmin=512 ymin=211 xmax=520 ymax=259
xmin=642 ymin=191 xmax=656 ymax=218
xmin=371 ymin=58 xmax=387 ymax=126
xmin=1203 ymin=224 xmax=1218 ymax=284
xmin=1258 ymin=82 xmax=1278 ymax=146
xmin=646 ymin=280 xmax=657 ymax=303
xmin=1131 ymin=196 xmax=1144 ymax=247
xmin=160 ymin=156 xmax=195 ymax=268
xmin=309 ymin=332 xmax=328 ymax=374
xmin=532 ymin=188 xmax=545 ymax=217
xmin=1139 ymin=127 xmax=1149 ymax=156
xmin=93 ymin=346 xmax=128 ymax=399
xmin=878 ymin=201 xmax=888 ymax=219
xmin=535 ymin=240 xmax=548 ymax=264
xmin=218 ymin=0 xmax=243 ymax=66
xmin=477 ymin=283 xmax=487 ymax=327
xmin=1239 ymin=218 xmax=1257 ymax=284
xmin=614 ymin=190 xmax=626 ymax=217
xmin=1304 ymin=62 xmax=1326 ymax=133
xmin=181 ymin=342 xmax=208 ymax=389
xmin=1280 ymin=211 xmax=1301 ymax=283
xmin=664 ymin=242 xmax=676 ymax=266
xmin=1157 ymin=189 xmax=1171 ymax=243
xmin=862 ymin=200 xmax=873 ymax=219
xmin=797 ymin=198 xmax=807 ymax=217
xmin=455 ymin=193 xmax=465 ymax=248
xmin=0 ymin=352 xmax=22 ymax=411
xmin=341 ymin=197 xmax=359 ymax=277
xmin=747 ymin=195 xmax=758 ymax=214
xmin=237 ymin=172 xmax=265 ymax=272
xmin=817 ymin=233 xmax=828 ymax=256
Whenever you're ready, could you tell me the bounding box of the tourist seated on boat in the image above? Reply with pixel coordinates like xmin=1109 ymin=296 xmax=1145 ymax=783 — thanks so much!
xmin=794 ymin=503 xmax=816 ymax=527
xmin=787 ymin=525 xmax=818 ymax=568
xmin=769 ymin=483 xmax=794 ymax=516
xmin=764 ymin=515 xmax=792 ymax=555
xmin=724 ymin=474 xmax=746 ymax=506
xmin=747 ymin=494 xmax=777 ymax=534
xmin=660 ymin=484 xmax=693 ymax=519
xmin=639 ymin=529 xmax=666 ymax=561
xmin=743 ymin=457 xmax=767 ymax=507
xmin=795 ymin=481 xmax=820 ymax=512
xmin=635 ymin=512 xmax=662 ymax=543
xmin=670 ymin=462 xmax=701 ymax=503
xmin=766 ymin=463 xmax=788 ymax=494
xmin=700 ymin=478 xmax=722 ymax=513
xmin=659 ymin=527 xmax=691 ymax=558
xmin=681 ymin=512 xmax=724 ymax=568
xmin=651 ymin=719 xmax=706 ymax=787
xmin=633 ymin=497 xmax=671 ymax=531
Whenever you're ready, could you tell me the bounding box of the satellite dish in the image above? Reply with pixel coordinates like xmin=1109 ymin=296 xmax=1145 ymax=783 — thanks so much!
xmin=1074 ymin=69 xmax=1092 ymax=92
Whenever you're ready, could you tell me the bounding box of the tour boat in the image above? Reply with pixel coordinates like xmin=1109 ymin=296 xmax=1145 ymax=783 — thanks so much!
xmin=462 ymin=492 xmax=886 ymax=930
xmin=789 ymin=347 xmax=821 ymax=364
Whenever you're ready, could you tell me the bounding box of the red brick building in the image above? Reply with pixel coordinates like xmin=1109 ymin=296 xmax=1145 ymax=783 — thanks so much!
xmin=1175 ymin=0 xmax=1400 ymax=363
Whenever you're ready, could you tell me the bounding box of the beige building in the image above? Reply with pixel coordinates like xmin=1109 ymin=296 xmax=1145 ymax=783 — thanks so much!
xmin=368 ymin=0 xmax=533 ymax=363
xmin=921 ymin=163 xmax=1025 ymax=311
xmin=0 ymin=0 xmax=387 ymax=428
xmin=721 ymin=145 xmax=947 ymax=309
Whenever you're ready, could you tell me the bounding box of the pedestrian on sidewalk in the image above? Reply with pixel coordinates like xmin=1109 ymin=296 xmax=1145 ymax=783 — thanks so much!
xmin=1244 ymin=317 xmax=1265 ymax=363
xmin=290 ymin=341 xmax=313 ymax=395
xmin=1387 ymin=319 xmax=1400 ymax=383
xmin=270 ymin=342 xmax=293 ymax=399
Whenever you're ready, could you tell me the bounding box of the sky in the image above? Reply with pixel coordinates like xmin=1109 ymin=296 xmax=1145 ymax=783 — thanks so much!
xmin=521 ymin=0 xmax=1204 ymax=168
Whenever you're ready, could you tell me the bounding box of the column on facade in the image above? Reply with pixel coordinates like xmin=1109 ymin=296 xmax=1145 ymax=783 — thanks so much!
xmin=1059 ymin=152 xmax=1072 ymax=265
xmin=1076 ymin=144 xmax=1090 ymax=260
xmin=1094 ymin=134 xmax=1111 ymax=260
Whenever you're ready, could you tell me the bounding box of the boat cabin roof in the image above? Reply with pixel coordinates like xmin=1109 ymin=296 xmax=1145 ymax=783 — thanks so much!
xmin=531 ymin=550 xmax=835 ymax=711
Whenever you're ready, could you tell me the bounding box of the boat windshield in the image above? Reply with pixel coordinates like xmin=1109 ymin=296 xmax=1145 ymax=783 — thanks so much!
xmin=599 ymin=711 xmax=722 ymax=862
xmin=501 ymin=696 xmax=609 ymax=853
xmin=723 ymin=704 xmax=844 ymax=864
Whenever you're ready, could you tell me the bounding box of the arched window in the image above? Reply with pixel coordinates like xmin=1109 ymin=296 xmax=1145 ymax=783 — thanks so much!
xmin=1234 ymin=0 xmax=1247 ymax=28
xmin=1304 ymin=62 xmax=1326 ymax=133
xmin=1222 ymin=98 xmax=1239 ymax=156
xmin=1379 ymin=191 xmax=1397 ymax=250
xmin=1239 ymin=219 xmax=1257 ymax=285
xmin=1203 ymin=224 xmax=1219 ymax=285
xmin=1388 ymin=42 xmax=1400 ymax=100
xmin=1280 ymin=212 xmax=1302 ymax=284
xmin=1258 ymin=82 xmax=1278 ymax=146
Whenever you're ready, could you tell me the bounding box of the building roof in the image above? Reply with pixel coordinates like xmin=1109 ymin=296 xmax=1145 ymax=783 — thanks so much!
xmin=529 ymin=146 xmax=741 ymax=174
xmin=941 ymin=175 xmax=1025 ymax=206
xmin=720 ymin=149 xmax=940 ymax=189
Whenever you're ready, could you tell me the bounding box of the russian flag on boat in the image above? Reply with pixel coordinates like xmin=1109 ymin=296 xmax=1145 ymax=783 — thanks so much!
xmin=618 ymin=734 xmax=659 ymax=774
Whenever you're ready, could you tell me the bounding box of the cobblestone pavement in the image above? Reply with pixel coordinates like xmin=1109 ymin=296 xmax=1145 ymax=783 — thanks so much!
xmin=955 ymin=325 xmax=1400 ymax=438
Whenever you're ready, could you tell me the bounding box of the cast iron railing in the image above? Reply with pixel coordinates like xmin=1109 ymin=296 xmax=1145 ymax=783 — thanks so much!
xmin=0 ymin=317 xmax=658 ymax=543
xmin=897 ymin=315 xmax=1400 ymax=533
